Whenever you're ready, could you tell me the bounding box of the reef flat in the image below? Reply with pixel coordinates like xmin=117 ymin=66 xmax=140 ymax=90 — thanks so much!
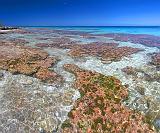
xmin=0 ymin=27 xmax=160 ymax=132
xmin=62 ymin=64 xmax=154 ymax=132
xmin=98 ymin=33 xmax=160 ymax=48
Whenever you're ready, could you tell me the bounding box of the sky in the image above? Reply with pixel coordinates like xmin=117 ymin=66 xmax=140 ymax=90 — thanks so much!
xmin=0 ymin=0 xmax=160 ymax=26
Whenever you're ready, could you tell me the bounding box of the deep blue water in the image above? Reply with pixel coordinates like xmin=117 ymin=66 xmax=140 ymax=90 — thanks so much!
xmin=24 ymin=26 xmax=160 ymax=36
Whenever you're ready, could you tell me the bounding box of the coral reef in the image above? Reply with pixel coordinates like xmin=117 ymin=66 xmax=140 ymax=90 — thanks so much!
xmin=101 ymin=46 xmax=142 ymax=62
xmin=0 ymin=41 xmax=61 ymax=83
xmin=68 ymin=42 xmax=118 ymax=57
xmin=1 ymin=27 xmax=159 ymax=132
xmin=61 ymin=64 xmax=154 ymax=133
xmin=100 ymin=33 xmax=160 ymax=48
xmin=36 ymin=37 xmax=78 ymax=48
xmin=36 ymin=41 xmax=142 ymax=62
xmin=68 ymin=43 xmax=141 ymax=62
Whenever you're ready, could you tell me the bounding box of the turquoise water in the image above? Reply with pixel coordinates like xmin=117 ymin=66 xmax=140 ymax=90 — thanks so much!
xmin=25 ymin=26 xmax=160 ymax=36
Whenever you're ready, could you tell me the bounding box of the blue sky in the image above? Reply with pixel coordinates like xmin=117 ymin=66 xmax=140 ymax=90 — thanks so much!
xmin=0 ymin=0 xmax=160 ymax=26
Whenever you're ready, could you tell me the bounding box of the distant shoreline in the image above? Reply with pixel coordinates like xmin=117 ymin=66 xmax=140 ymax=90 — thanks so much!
xmin=0 ymin=26 xmax=18 ymax=30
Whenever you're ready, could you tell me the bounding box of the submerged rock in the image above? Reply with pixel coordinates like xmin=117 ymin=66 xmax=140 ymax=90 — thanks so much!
xmin=154 ymin=119 xmax=160 ymax=130
xmin=122 ymin=66 xmax=138 ymax=76
xmin=0 ymin=71 xmax=3 ymax=80
xmin=135 ymin=85 xmax=145 ymax=95
xmin=150 ymin=53 xmax=160 ymax=67
xmin=0 ymin=72 xmax=76 ymax=133
xmin=20 ymin=78 xmax=33 ymax=85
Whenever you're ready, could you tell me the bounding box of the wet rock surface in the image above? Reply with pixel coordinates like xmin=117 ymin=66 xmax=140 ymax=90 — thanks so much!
xmin=0 ymin=41 xmax=62 ymax=83
xmin=0 ymin=71 xmax=78 ymax=133
xmin=122 ymin=66 xmax=138 ymax=77
xmin=99 ymin=33 xmax=160 ymax=48
xmin=36 ymin=41 xmax=142 ymax=62
xmin=122 ymin=64 xmax=160 ymax=130
xmin=0 ymin=39 xmax=29 ymax=46
xmin=61 ymin=64 xmax=154 ymax=132
xmin=0 ymin=71 xmax=4 ymax=80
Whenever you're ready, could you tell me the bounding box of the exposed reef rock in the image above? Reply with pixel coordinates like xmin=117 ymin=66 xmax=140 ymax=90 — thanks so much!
xmin=61 ymin=64 xmax=155 ymax=133
xmin=1 ymin=27 xmax=159 ymax=132
xmin=99 ymin=33 xmax=160 ymax=48
xmin=36 ymin=41 xmax=142 ymax=62
xmin=0 ymin=42 xmax=61 ymax=83
xmin=68 ymin=42 xmax=119 ymax=58
xmin=101 ymin=46 xmax=142 ymax=62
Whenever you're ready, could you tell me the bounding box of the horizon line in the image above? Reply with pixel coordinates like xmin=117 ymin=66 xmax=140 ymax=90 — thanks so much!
xmin=17 ymin=25 xmax=160 ymax=27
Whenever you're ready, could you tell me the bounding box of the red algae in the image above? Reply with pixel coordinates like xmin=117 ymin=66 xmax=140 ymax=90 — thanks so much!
xmin=100 ymin=33 xmax=160 ymax=48
xmin=68 ymin=44 xmax=141 ymax=62
xmin=68 ymin=42 xmax=118 ymax=57
xmin=61 ymin=64 xmax=155 ymax=133
xmin=101 ymin=46 xmax=142 ymax=61
xmin=0 ymin=41 xmax=62 ymax=83
xmin=36 ymin=41 xmax=142 ymax=62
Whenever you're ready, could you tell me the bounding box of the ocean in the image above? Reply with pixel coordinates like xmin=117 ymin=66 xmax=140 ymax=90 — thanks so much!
xmin=24 ymin=26 xmax=160 ymax=36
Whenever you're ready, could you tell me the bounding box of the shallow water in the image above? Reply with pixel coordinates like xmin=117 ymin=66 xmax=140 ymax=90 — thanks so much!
xmin=25 ymin=26 xmax=160 ymax=36
xmin=1 ymin=27 xmax=160 ymax=131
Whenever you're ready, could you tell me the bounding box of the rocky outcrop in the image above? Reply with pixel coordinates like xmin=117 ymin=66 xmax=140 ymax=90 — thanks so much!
xmin=61 ymin=64 xmax=154 ymax=133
